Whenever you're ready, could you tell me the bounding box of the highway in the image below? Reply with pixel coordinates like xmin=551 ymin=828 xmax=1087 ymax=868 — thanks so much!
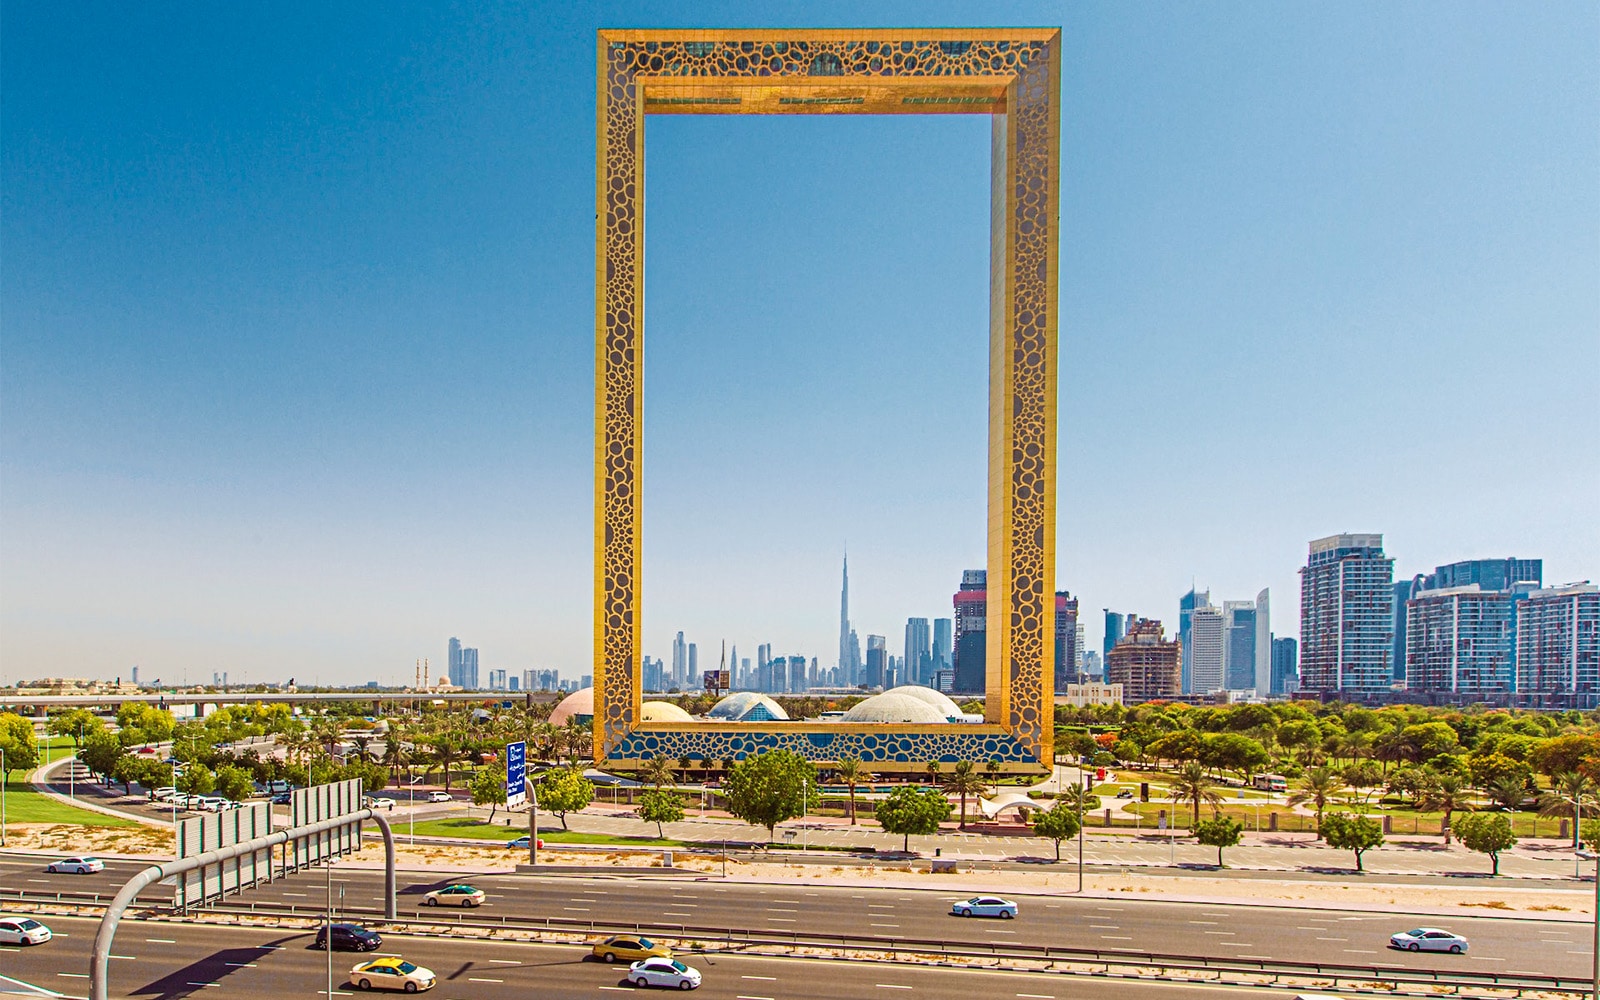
xmin=0 ymin=852 xmax=1587 ymax=979
xmin=0 ymin=913 xmax=1290 ymax=1000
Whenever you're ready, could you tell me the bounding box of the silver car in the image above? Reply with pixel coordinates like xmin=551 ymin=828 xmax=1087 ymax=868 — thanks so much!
xmin=0 ymin=916 xmax=51 ymax=946
xmin=951 ymin=895 xmax=1018 ymax=919
xmin=1390 ymin=927 xmax=1468 ymax=953
xmin=628 ymin=957 xmax=701 ymax=990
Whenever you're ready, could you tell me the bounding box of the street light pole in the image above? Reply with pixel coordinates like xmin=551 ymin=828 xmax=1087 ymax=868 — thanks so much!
xmin=1076 ymin=769 xmax=1086 ymax=893
xmin=325 ymin=858 xmax=334 ymax=999
xmin=2 ymin=747 xmax=7 ymax=847
xmin=527 ymin=778 xmax=539 ymax=867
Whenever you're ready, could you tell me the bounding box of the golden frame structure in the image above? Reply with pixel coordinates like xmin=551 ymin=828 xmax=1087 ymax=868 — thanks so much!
xmin=595 ymin=28 xmax=1060 ymax=772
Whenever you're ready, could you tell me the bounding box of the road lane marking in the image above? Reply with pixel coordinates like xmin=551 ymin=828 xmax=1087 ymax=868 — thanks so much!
xmin=1101 ymin=935 xmax=1133 ymax=940
xmin=467 ymin=978 xmax=504 ymax=983
xmin=876 ymin=986 xmax=913 ymax=991
xmin=488 ymin=960 xmax=521 ymax=965
xmin=58 ymin=973 xmax=89 ymax=979
xmin=737 ymin=996 xmax=775 ymax=1000
xmin=146 ymin=938 xmax=177 ymax=944
xmin=1017 ymin=994 xmax=1055 ymax=999
xmin=224 ymin=963 xmax=256 ymax=968
xmin=742 ymin=977 xmax=778 ymax=981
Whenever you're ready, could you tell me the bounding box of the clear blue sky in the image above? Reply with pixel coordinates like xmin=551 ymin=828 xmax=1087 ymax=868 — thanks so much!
xmin=3 ymin=2 xmax=1596 ymax=687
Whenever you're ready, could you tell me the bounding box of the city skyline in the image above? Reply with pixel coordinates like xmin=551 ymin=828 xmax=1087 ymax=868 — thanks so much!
xmin=2 ymin=4 xmax=1595 ymax=688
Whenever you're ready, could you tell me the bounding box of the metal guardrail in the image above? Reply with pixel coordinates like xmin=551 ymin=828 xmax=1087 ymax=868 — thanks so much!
xmin=3 ymin=885 xmax=1584 ymax=994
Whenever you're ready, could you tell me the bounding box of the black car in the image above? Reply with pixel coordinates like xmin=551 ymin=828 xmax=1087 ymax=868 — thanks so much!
xmin=313 ymin=923 xmax=382 ymax=951
xmin=271 ymin=792 xmax=292 ymax=805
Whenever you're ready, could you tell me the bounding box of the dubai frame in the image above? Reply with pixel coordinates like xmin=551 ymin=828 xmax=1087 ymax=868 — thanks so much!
xmin=594 ymin=29 xmax=1060 ymax=773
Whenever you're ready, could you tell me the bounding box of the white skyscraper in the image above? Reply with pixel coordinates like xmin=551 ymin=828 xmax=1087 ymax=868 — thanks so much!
xmin=1254 ymin=588 xmax=1272 ymax=694
xmin=1189 ymin=605 xmax=1225 ymax=694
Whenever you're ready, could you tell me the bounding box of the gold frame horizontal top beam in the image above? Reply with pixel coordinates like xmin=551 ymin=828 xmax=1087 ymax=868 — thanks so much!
xmin=641 ymin=77 xmax=1011 ymax=115
xmin=601 ymin=27 xmax=1060 ymax=44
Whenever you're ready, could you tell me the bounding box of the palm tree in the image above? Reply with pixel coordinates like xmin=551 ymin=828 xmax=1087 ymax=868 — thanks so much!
xmin=1169 ymin=760 xmax=1223 ymax=829
xmin=429 ymin=731 xmax=466 ymax=790
xmin=1418 ymin=771 xmax=1469 ymax=843
xmin=640 ymin=755 xmax=676 ymax=789
xmin=834 ymin=757 xmax=870 ymax=825
xmin=562 ymin=720 xmax=590 ymax=767
xmin=1486 ymin=776 xmax=1527 ymax=813
xmin=943 ymin=760 xmax=990 ymax=830
xmin=1539 ymin=771 xmax=1599 ymax=848
xmin=1288 ymin=765 xmax=1344 ymax=838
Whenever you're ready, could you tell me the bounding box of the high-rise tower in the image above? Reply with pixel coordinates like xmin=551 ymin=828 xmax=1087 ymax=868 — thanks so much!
xmin=838 ymin=552 xmax=851 ymax=680
xmin=1299 ymin=533 xmax=1395 ymax=696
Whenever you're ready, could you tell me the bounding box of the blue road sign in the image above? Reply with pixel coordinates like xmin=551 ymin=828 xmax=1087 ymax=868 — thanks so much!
xmin=506 ymin=740 xmax=527 ymax=809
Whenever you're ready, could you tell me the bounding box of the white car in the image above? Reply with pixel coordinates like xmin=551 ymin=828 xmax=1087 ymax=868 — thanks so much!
xmin=0 ymin=916 xmax=51 ymax=946
xmin=951 ymin=895 xmax=1018 ymax=919
xmin=1390 ymin=927 xmax=1468 ymax=953
xmin=46 ymin=857 xmax=105 ymax=875
xmin=628 ymin=957 xmax=702 ymax=990
xmin=194 ymin=797 xmax=229 ymax=812
xmin=420 ymin=884 xmax=485 ymax=907
xmin=427 ymin=791 xmax=452 ymax=803
xmin=365 ymin=797 xmax=397 ymax=810
xmin=348 ymin=957 xmax=435 ymax=992
xmin=150 ymin=786 xmax=178 ymax=801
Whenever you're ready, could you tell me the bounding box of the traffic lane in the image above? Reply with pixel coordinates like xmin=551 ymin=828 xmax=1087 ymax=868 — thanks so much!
xmin=0 ymin=855 xmax=157 ymax=898
xmin=0 ymin=913 xmax=1312 ymax=1000
xmin=258 ymin=867 xmax=1587 ymax=979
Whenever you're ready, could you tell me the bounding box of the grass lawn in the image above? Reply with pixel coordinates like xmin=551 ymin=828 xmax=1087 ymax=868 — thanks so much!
xmin=405 ymin=817 xmax=693 ymax=849
xmin=0 ymin=783 xmax=136 ymax=827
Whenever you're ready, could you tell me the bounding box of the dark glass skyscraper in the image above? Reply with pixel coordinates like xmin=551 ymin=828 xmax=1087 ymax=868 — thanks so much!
xmin=952 ymin=570 xmax=987 ymax=694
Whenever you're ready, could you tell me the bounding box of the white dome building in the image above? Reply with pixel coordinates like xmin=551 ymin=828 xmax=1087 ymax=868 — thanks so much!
xmin=881 ymin=685 xmax=963 ymax=721
xmin=548 ymin=687 xmax=594 ymax=726
xmin=639 ymin=701 xmax=695 ymax=723
xmin=840 ymin=691 xmax=950 ymax=724
xmin=706 ymin=691 xmax=789 ymax=723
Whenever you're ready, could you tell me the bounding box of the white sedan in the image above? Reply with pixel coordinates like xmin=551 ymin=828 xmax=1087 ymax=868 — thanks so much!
xmin=46 ymin=857 xmax=105 ymax=874
xmin=951 ymin=895 xmax=1018 ymax=919
xmin=348 ymin=957 xmax=435 ymax=992
xmin=0 ymin=916 xmax=51 ymax=946
xmin=628 ymin=957 xmax=702 ymax=990
xmin=427 ymin=791 xmax=452 ymax=803
xmin=1390 ymin=927 xmax=1468 ymax=953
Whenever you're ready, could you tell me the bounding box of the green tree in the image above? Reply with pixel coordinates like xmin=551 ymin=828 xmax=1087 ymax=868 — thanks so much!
xmin=78 ymin=729 xmax=128 ymax=784
xmin=1201 ymin=733 xmax=1270 ymax=781
xmin=1195 ymin=815 xmax=1244 ymax=867
xmin=1341 ymin=760 xmax=1385 ymax=806
xmin=725 ymin=749 xmax=816 ymax=843
xmin=1417 ymin=770 xmax=1469 ymax=843
xmin=1320 ymin=811 xmax=1385 ymax=872
xmin=874 ymin=786 xmax=951 ymax=852
xmin=1538 ymin=771 xmax=1598 ymax=848
xmin=1401 ymin=722 xmax=1460 ymax=763
xmin=637 ymin=788 xmax=685 ymax=838
xmin=176 ymin=763 xmax=215 ymax=796
xmin=1469 ymin=752 xmax=1530 ymax=790
xmin=1168 ymin=760 xmax=1223 ymax=829
xmin=1030 ymin=801 xmax=1081 ymax=861
xmin=471 ymin=765 xmax=508 ymax=823
xmin=0 ymin=712 xmax=40 ymax=788
xmin=1288 ymin=765 xmax=1344 ymax=838
xmin=48 ymin=709 xmax=105 ymax=750
xmin=537 ymin=767 xmax=594 ymax=830
xmin=1530 ymin=734 xmax=1600 ymax=778
xmin=111 ymin=753 xmax=152 ymax=795
xmin=1385 ymin=765 xmax=1428 ymax=806
xmin=834 ymin=756 xmax=870 ymax=825
xmin=214 ymin=764 xmax=256 ymax=802
xmin=1453 ymin=812 xmax=1517 ymax=876
xmin=942 ymin=760 xmax=991 ymax=830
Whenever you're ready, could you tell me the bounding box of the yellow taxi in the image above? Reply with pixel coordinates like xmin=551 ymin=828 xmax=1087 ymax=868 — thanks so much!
xmin=591 ymin=934 xmax=672 ymax=964
xmin=348 ymin=957 xmax=435 ymax=992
